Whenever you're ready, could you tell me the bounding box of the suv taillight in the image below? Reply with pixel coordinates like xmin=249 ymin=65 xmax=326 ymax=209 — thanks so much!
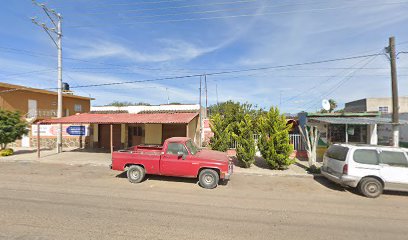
xmin=342 ymin=164 xmax=348 ymax=175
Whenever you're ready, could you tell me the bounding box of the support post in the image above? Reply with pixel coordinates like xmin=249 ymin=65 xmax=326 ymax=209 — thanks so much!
xmin=345 ymin=124 xmax=348 ymax=143
xmin=37 ymin=123 xmax=40 ymax=158
xmin=110 ymin=124 xmax=113 ymax=157
xmin=388 ymin=36 xmax=399 ymax=147
xmin=199 ymin=76 xmax=202 ymax=147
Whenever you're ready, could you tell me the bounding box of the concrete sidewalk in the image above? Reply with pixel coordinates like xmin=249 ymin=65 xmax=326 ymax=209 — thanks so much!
xmin=1 ymin=148 xmax=315 ymax=177
xmin=1 ymin=148 xmax=111 ymax=167
xmin=232 ymin=156 xmax=317 ymax=177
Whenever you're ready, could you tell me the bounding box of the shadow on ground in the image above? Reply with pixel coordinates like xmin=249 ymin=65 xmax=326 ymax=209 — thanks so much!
xmin=383 ymin=190 xmax=408 ymax=197
xmin=313 ymin=176 xmax=346 ymax=192
xmin=253 ymin=156 xmax=270 ymax=169
xmin=115 ymin=171 xmax=230 ymax=187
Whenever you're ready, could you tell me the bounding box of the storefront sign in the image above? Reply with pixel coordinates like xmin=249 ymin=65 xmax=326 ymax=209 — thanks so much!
xmin=66 ymin=126 xmax=86 ymax=136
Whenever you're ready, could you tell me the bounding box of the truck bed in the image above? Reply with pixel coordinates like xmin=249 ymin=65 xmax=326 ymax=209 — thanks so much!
xmin=111 ymin=145 xmax=163 ymax=173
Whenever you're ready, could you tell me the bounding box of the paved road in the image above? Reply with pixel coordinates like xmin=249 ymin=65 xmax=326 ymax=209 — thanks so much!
xmin=0 ymin=162 xmax=407 ymax=240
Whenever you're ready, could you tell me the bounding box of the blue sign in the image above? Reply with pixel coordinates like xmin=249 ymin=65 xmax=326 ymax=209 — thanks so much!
xmin=66 ymin=126 xmax=86 ymax=136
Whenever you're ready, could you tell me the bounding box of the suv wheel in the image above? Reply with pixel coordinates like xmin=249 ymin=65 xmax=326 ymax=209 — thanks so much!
xmin=127 ymin=165 xmax=145 ymax=183
xmin=199 ymin=169 xmax=219 ymax=189
xmin=358 ymin=177 xmax=383 ymax=198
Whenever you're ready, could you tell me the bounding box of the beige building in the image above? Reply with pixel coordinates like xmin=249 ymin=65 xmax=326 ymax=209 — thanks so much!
xmin=345 ymin=97 xmax=408 ymax=113
xmin=0 ymin=82 xmax=93 ymax=119
xmin=0 ymin=82 xmax=94 ymax=148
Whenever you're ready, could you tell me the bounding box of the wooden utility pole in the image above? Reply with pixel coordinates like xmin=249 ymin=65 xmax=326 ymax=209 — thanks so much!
xmin=199 ymin=76 xmax=202 ymax=147
xmin=388 ymin=36 xmax=399 ymax=147
xmin=204 ymin=74 xmax=208 ymax=118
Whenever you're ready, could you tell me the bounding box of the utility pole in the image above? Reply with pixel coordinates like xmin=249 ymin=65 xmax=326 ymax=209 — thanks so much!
xmin=31 ymin=0 xmax=63 ymax=153
xmin=387 ymin=36 xmax=399 ymax=147
xmin=199 ymin=76 xmax=202 ymax=147
xmin=204 ymin=74 xmax=208 ymax=119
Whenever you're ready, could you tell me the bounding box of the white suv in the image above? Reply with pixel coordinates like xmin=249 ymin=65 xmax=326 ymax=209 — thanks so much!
xmin=321 ymin=144 xmax=408 ymax=198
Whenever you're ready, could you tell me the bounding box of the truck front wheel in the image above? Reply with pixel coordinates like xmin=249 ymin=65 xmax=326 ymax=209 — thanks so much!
xmin=127 ymin=165 xmax=145 ymax=183
xmin=199 ymin=169 xmax=219 ymax=189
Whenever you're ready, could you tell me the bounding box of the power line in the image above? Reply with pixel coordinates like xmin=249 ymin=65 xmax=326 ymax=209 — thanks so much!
xmin=304 ymin=55 xmax=380 ymax=111
xmin=95 ymin=0 xmax=192 ymax=7
xmin=0 ymin=52 xmax=386 ymax=94
xmin=67 ymin=1 xmax=408 ymax=27
xmin=281 ymin=56 xmax=375 ymax=106
xmin=105 ymin=1 xmax=328 ymax=20
xmin=84 ymin=0 xmax=259 ymax=15
xmin=67 ymin=52 xmax=384 ymax=89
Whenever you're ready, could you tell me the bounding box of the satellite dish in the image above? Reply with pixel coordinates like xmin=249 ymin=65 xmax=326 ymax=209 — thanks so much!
xmin=322 ymin=99 xmax=331 ymax=111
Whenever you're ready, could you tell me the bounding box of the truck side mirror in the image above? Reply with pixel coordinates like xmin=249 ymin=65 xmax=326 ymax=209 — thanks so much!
xmin=177 ymin=152 xmax=186 ymax=160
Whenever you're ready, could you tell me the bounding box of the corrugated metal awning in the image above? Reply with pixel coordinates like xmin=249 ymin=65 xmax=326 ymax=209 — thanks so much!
xmin=308 ymin=117 xmax=408 ymax=125
xmin=40 ymin=112 xmax=199 ymax=124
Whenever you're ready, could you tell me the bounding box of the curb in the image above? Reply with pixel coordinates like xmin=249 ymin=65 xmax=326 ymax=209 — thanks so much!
xmin=233 ymin=171 xmax=322 ymax=178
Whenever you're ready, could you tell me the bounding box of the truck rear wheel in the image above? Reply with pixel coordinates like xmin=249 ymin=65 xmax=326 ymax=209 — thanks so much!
xmin=127 ymin=165 xmax=145 ymax=183
xmin=199 ymin=169 xmax=219 ymax=189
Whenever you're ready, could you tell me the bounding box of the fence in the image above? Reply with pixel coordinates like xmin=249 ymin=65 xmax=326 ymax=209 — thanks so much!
xmin=229 ymin=133 xmax=305 ymax=151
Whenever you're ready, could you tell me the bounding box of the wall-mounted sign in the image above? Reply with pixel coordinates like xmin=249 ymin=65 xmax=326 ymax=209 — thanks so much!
xmin=32 ymin=125 xmax=89 ymax=137
xmin=66 ymin=126 xmax=86 ymax=136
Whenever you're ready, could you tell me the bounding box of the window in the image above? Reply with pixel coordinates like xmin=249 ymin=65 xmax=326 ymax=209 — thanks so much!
xmin=326 ymin=145 xmax=349 ymax=161
xmin=185 ymin=140 xmax=199 ymax=155
xmin=379 ymin=106 xmax=389 ymax=113
xmin=166 ymin=143 xmax=188 ymax=156
xmin=379 ymin=151 xmax=408 ymax=167
xmin=133 ymin=126 xmax=143 ymax=136
xmin=74 ymin=104 xmax=82 ymax=112
xmin=353 ymin=149 xmax=378 ymax=165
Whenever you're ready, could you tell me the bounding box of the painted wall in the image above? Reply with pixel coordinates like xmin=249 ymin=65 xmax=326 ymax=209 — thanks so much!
xmin=145 ymin=124 xmax=162 ymax=145
xmin=187 ymin=116 xmax=199 ymax=144
xmin=0 ymin=87 xmax=91 ymax=118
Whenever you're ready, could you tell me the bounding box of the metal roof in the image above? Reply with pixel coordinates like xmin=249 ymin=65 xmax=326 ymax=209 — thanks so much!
xmin=90 ymin=104 xmax=200 ymax=114
xmin=40 ymin=112 xmax=198 ymax=124
xmin=308 ymin=117 xmax=408 ymax=125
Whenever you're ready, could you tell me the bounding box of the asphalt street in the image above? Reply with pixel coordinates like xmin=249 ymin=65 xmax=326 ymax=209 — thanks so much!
xmin=0 ymin=161 xmax=407 ymax=240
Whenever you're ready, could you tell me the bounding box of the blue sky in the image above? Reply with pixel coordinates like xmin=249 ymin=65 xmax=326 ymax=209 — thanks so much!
xmin=1 ymin=0 xmax=408 ymax=113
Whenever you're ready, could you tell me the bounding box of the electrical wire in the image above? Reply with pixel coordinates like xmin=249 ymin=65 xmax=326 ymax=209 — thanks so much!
xmin=67 ymin=1 xmax=408 ymax=27
xmin=84 ymin=0 xmax=259 ymax=15
xmin=303 ymin=54 xmax=380 ymax=111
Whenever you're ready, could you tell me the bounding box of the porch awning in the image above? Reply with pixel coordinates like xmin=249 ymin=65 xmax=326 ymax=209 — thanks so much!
xmin=308 ymin=117 xmax=408 ymax=125
xmin=40 ymin=112 xmax=199 ymax=124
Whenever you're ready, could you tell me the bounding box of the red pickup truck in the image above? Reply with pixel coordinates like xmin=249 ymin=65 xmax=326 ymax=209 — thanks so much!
xmin=111 ymin=137 xmax=233 ymax=189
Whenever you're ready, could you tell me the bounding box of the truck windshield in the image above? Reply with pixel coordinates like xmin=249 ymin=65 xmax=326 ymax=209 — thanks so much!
xmin=186 ymin=140 xmax=199 ymax=155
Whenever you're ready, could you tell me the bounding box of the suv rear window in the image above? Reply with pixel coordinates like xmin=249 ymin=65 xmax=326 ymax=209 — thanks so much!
xmin=353 ymin=149 xmax=378 ymax=165
xmin=326 ymin=145 xmax=349 ymax=161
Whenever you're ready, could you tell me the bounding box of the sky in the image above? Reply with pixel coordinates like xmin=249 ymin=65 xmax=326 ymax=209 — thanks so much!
xmin=1 ymin=0 xmax=408 ymax=113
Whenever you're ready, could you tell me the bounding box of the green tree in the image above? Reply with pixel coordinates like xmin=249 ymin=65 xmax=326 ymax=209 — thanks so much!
xmin=208 ymin=113 xmax=230 ymax=152
xmin=0 ymin=110 xmax=28 ymax=150
xmin=258 ymin=107 xmax=294 ymax=170
xmin=231 ymin=114 xmax=255 ymax=168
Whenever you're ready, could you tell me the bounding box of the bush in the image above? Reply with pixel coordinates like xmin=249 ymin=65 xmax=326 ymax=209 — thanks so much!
xmin=231 ymin=114 xmax=255 ymax=168
xmin=258 ymin=107 xmax=294 ymax=170
xmin=307 ymin=166 xmax=321 ymax=174
xmin=0 ymin=148 xmax=14 ymax=156
xmin=0 ymin=110 xmax=28 ymax=150
xmin=209 ymin=114 xmax=230 ymax=152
